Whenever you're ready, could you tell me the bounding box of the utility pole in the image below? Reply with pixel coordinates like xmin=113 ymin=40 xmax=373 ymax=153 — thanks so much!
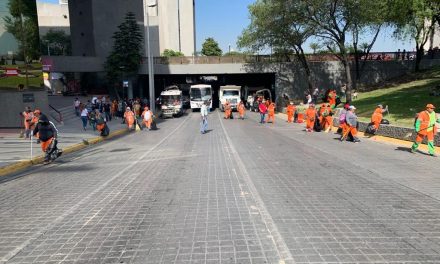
xmin=19 ymin=0 xmax=29 ymax=89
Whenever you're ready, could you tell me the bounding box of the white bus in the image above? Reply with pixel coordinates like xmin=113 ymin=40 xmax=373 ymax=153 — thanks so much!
xmin=190 ymin=84 xmax=212 ymax=110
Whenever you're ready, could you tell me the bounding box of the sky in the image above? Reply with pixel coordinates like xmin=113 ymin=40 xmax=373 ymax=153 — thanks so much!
xmin=38 ymin=0 xmax=415 ymax=53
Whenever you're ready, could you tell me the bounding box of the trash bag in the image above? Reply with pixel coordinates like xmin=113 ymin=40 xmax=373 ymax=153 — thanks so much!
xmin=381 ymin=119 xmax=390 ymax=125
xmin=313 ymin=115 xmax=322 ymax=132
xmin=365 ymin=123 xmax=377 ymax=135
xmin=150 ymin=120 xmax=158 ymax=130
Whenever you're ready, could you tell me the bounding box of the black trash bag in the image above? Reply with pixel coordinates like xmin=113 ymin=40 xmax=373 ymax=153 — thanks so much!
xmin=150 ymin=120 xmax=158 ymax=130
xmin=381 ymin=119 xmax=390 ymax=125
xmin=230 ymin=113 xmax=234 ymax=119
xmin=313 ymin=115 xmax=322 ymax=132
xmin=365 ymin=123 xmax=377 ymax=135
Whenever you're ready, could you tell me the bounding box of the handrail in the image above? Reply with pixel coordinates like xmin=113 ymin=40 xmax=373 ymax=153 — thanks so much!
xmin=49 ymin=104 xmax=63 ymax=124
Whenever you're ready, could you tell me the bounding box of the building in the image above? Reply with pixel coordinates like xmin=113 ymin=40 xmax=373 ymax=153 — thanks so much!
xmin=0 ymin=0 xmax=18 ymax=56
xmin=36 ymin=1 xmax=70 ymax=36
xmin=67 ymin=0 xmax=195 ymax=58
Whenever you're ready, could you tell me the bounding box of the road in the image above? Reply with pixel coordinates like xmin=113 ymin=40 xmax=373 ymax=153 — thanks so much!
xmin=1 ymin=110 xmax=440 ymax=264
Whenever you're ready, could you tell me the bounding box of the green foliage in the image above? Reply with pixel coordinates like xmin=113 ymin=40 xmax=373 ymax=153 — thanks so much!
xmin=40 ymin=30 xmax=72 ymax=56
xmin=162 ymin=49 xmax=184 ymax=57
xmin=104 ymin=12 xmax=143 ymax=83
xmin=223 ymin=51 xmax=243 ymax=56
xmin=201 ymin=38 xmax=222 ymax=56
xmin=3 ymin=0 xmax=40 ymax=60
xmin=309 ymin=43 xmax=320 ymax=54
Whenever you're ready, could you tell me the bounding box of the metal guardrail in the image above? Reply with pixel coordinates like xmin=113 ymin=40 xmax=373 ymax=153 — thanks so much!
xmin=49 ymin=104 xmax=63 ymax=124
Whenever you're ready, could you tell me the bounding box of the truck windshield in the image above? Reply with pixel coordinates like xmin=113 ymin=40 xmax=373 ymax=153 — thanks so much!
xmin=191 ymin=88 xmax=211 ymax=101
xmin=161 ymin=95 xmax=181 ymax=105
xmin=223 ymin=90 xmax=239 ymax=96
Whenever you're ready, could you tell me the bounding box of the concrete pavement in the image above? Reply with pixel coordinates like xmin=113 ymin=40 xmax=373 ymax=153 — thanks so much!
xmin=1 ymin=110 xmax=440 ymax=263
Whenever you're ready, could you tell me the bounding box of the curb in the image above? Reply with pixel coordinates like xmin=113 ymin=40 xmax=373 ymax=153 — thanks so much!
xmin=0 ymin=128 xmax=129 ymax=177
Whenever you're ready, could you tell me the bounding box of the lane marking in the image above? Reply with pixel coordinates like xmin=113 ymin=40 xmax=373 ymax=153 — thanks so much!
xmin=0 ymin=115 xmax=191 ymax=263
xmin=217 ymin=111 xmax=294 ymax=262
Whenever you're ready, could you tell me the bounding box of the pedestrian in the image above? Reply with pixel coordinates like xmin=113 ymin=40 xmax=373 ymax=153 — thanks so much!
xmin=286 ymin=102 xmax=296 ymax=123
xmin=238 ymin=100 xmax=246 ymax=120
xmin=22 ymin=106 xmax=34 ymax=139
xmin=104 ymin=102 xmax=111 ymax=122
xmin=74 ymin=98 xmax=81 ymax=117
xmin=266 ymin=101 xmax=276 ymax=123
xmin=259 ymin=100 xmax=267 ymax=124
xmin=312 ymin=88 xmax=319 ymax=103
xmin=142 ymin=106 xmax=152 ymax=130
xmin=88 ymin=108 xmax=97 ymax=131
xmin=33 ymin=113 xmax=62 ymax=164
xmin=341 ymin=105 xmax=360 ymax=142
xmin=411 ymin=104 xmax=440 ymax=156
xmin=80 ymin=104 xmax=88 ymax=131
xmin=224 ymin=101 xmax=232 ymax=119
xmin=305 ymin=104 xmax=316 ymax=132
xmin=337 ymin=103 xmax=350 ymax=134
xmin=124 ymin=107 xmax=135 ymax=130
xmin=95 ymin=109 xmax=106 ymax=133
xmin=200 ymin=101 xmax=208 ymax=134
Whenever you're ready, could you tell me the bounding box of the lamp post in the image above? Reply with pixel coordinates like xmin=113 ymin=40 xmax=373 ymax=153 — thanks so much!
xmin=144 ymin=0 xmax=157 ymax=111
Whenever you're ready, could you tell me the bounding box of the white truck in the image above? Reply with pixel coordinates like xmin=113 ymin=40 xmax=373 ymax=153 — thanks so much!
xmin=219 ymin=85 xmax=241 ymax=111
xmin=160 ymin=85 xmax=184 ymax=118
xmin=190 ymin=84 xmax=212 ymax=110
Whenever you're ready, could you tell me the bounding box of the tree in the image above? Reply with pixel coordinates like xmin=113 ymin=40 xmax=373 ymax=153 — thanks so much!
xmin=40 ymin=30 xmax=72 ymax=56
xmin=201 ymin=38 xmax=222 ymax=56
xmin=391 ymin=0 xmax=438 ymax=72
xmin=104 ymin=12 xmax=143 ymax=98
xmin=238 ymin=0 xmax=315 ymax=94
xmin=309 ymin=42 xmax=320 ymax=54
xmin=3 ymin=0 xmax=40 ymax=60
xmin=162 ymin=49 xmax=184 ymax=57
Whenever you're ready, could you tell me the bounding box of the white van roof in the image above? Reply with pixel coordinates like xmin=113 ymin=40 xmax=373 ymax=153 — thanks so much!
xmin=190 ymin=84 xmax=212 ymax=88
xmin=220 ymin=85 xmax=241 ymax=90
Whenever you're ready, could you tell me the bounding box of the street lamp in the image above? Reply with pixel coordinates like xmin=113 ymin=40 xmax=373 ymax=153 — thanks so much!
xmin=144 ymin=0 xmax=157 ymax=111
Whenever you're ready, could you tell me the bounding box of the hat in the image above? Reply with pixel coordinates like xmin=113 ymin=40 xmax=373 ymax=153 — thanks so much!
xmin=426 ymin=104 xmax=435 ymax=109
xmin=349 ymin=105 xmax=356 ymax=110
xmin=126 ymin=107 xmax=131 ymax=110
xmin=290 ymin=102 xmax=294 ymax=105
xmin=377 ymin=104 xmax=383 ymax=108
xmin=344 ymin=103 xmax=350 ymax=110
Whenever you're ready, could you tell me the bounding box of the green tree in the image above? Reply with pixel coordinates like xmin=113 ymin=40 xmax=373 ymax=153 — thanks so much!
xmin=309 ymin=42 xmax=320 ymax=54
xmin=104 ymin=12 xmax=143 ymax=98
xmin=162 ymin=49 xmax=184 ymax=57
xmin=390 ymin=0 xmax=438 ymax=72
xmin=3 ymin=0 xmax=40 ymax=60
xmin=40 ymin=30 xmax=72 ymax=56
xmin=201 ymin=38 xmax=222 ymax=56
xmin=238 ymin=0 xmax=315 ymax=94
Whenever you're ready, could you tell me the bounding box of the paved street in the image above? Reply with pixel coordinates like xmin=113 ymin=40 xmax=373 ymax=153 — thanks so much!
xmin=1 ymin=110 xmax=440 ymax=264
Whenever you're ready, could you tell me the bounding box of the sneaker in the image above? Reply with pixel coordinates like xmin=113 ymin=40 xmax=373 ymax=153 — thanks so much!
xmin=353 ymin=138 xmax=361 ymax=143
xmin=430 ymin=153 xmax=437 ymax=157
xmin=410 ymin=148 xmax=416 ymax=154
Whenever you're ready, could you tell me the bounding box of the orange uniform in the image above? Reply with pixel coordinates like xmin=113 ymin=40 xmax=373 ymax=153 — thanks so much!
xmin=224 ymin=102 xmax=232 ymax=119
xmin=286 ymin=104 xmax=296 ymax=123
xmin=319 ymin=104 xmax=333 ymax=132
xmin=328 ymin=90 xmax=337 ymax=108
xmin=238 ymin=102 xmax=245 ymax=119
xmin=142 ymin=109 xmax=153 ymax=129
xmin=266 ymin=103 xmax=275 ymax=123
xmin=124 ymin=110 xmax=135 ymax=129
xmin=371 ymin=108 xmax=383 ymax=130
xmin=305 ymin=106 xmax=316 ymax=132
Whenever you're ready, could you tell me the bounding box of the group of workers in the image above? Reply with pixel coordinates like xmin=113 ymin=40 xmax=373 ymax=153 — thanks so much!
xmin=21 ymin=107 xmax=62 ymax=164
xmin=223 ymin=101 xmax=247 ymax=120
xmin=123 ymin=105 xmax=155 ymax=131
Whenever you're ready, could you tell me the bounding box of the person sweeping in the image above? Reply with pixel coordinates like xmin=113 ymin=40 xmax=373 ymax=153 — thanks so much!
xmin=411 ymin=104 xmax=440 ymax=157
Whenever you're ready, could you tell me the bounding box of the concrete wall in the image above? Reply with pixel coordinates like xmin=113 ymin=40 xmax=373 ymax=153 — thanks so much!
xmin=37 ymin=2 xmax=70 ymax=35
xmin=0 ymin=90 xmax=50 ymax=128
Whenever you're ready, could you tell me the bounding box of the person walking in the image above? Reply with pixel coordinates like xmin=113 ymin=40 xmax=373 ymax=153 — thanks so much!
xmin=142 ymin=106 xmax=152 ymax=130
xmin=124 ymin=107 xmax=135 ymax=130
xmin=200 ymin=101 xmax=208 ymax=134
xmin=224 ymin=101 xmax=232 ymax=119
xmin=305 ymin=104 xmax=316 ymax=132
xmin=80 ymin=104 xmax=89 ymax=131
xmin=411 ymin=104 xmax=439 ymax=156
xmin=259 ymin=100 xmax=267 ymax=124
xmin=74 ymin=98 xmax=81 ymax=117
xmin=22 ymin=106 xmax=34 ymax=139
xmin=266 ymin=101 xmax=276 ymax=124
xmin=238 ymin=101 xmax=246 ymax=120
xmin=286 ymin=102 xmax=296 ymax=123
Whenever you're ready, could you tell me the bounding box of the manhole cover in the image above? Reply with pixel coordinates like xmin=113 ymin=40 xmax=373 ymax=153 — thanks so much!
xmin=109 ymin=148 xmax=132 ymax=152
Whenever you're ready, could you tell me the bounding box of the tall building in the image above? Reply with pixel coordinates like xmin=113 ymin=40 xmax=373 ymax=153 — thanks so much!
xmin=0 ymin=1 xmax=18 ymax=56
xmin=67 ymin=0 xmax=195 ymax=58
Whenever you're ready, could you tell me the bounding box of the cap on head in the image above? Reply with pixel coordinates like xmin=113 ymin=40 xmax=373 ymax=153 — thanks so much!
xmin=126 ymin=107 xmax=131 ymax=110
xmin=426 ymin=103 xmax=435 ymax=109
xmin=349 ymin=105 xmax=356 ymax=110
xmin=344 ymin=103 xmax=350 ymax=110
xmin=377 ymin=104 xmax=383 ymax=108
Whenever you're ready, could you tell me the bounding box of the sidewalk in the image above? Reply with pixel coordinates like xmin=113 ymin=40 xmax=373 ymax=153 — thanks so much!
xmin=0 ymin=105 xmax=128 ymax=173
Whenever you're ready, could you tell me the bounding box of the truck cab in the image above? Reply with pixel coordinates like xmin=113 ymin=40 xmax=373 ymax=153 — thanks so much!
xmin=160 ymin=85 xmax=183 ymax=118
xmin=219 ymin=85 xmax=241 ymax=111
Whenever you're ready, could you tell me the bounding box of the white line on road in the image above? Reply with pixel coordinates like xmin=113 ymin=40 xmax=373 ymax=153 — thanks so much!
xmin=217 ymin=111 xmax=294 ymax=263
xmin=0 ymin=115 xmax=191 ymax=263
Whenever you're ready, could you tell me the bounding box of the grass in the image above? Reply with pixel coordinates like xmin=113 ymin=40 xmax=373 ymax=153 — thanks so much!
xmin=0 ymin=63 xmax=43 ymax=89
xmin=353 ymin=67 xmax=440 ymax=128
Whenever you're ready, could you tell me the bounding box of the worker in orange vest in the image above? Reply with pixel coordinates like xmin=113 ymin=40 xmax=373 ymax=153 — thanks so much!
xmin=266 ymin=101 xmax=276 ymax=123
xmin=371 ymin=104 xmax=388 ymax=130
xmin=328 ymin=89 xmax=337 ymax=108
xmin=22 ymin=107 xmax=34 ymax=139
xmin=286 ymin=102 xmax=296 ymax=123
xmin=238 ymin=101 xmax=246 ymax=120
xmin=141 ymin=106 xmax=153 ymax=130
xmin=411 ymin=104 xmax=440 ymax=156
xmin=305 ymin=104 xmax=316 ymax=132
xmin=124 ymin=107 xmax=135 ymax=130
xmin=319 ymin=103 xmax=333 ymax=132
xmin=224 ymin=101 xmax=232 ymax=119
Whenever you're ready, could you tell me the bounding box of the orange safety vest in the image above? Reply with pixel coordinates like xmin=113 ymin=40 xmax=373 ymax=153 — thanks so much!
xmin=417 ymin=110 xmax=437 ymax=135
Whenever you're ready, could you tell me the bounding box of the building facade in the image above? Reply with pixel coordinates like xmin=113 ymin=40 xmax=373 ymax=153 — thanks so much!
xmin=36 ymin=1 xmax=70 ymax=36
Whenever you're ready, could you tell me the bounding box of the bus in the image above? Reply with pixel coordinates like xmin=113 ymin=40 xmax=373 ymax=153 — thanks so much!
xmin=190 ymin=84 xmax=212 ymax=110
